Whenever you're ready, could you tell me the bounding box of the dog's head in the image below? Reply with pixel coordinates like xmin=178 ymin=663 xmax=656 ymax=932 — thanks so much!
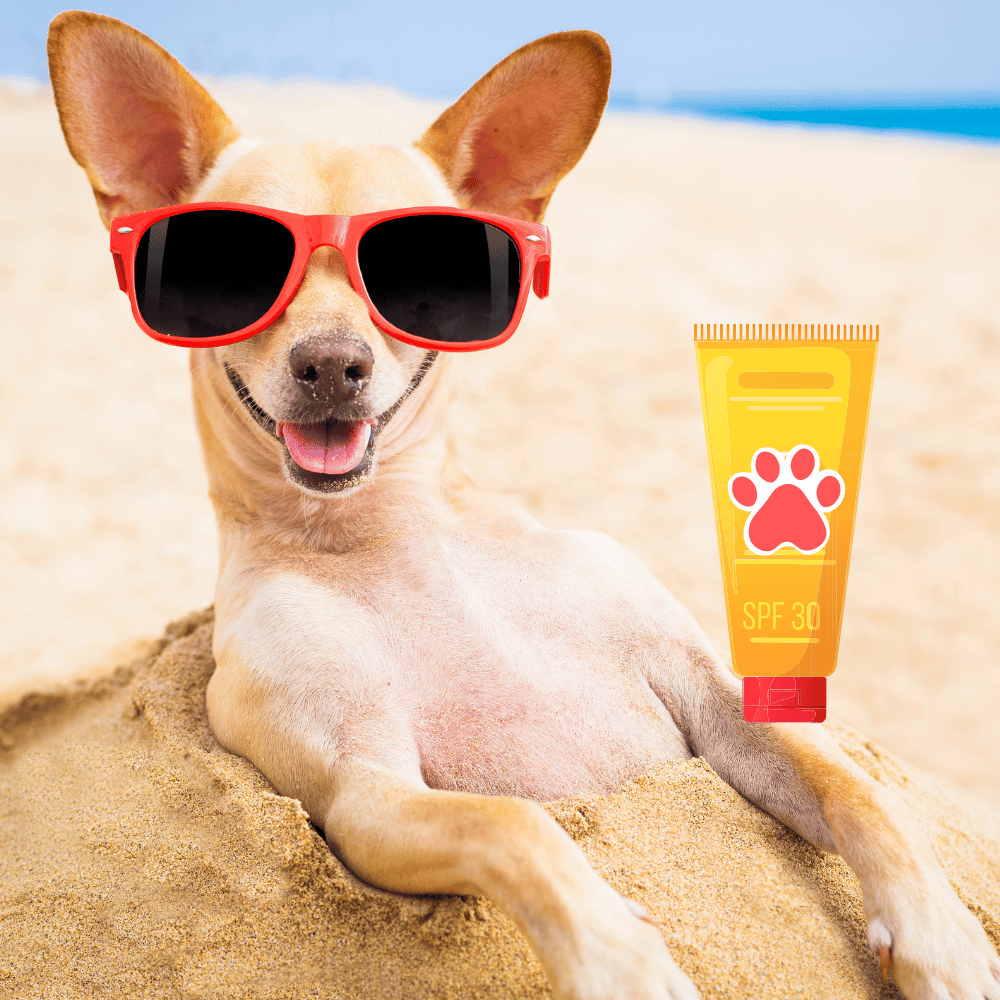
xmin=48 ymin=12 xmax=610 ymax=510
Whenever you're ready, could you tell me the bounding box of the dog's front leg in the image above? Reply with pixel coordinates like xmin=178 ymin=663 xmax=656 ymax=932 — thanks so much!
xmin=324 ymin=756 xmax=700 ymax=1000
xmin=768 ymin=723 xmax=1000 ymax=1000
xmin=664 ymin=645 xmax=1000 ymax=1000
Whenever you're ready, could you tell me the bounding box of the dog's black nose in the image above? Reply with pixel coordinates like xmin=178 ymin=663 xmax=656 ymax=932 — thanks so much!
xmin=289 ymin=336 xmax=374 ymax=406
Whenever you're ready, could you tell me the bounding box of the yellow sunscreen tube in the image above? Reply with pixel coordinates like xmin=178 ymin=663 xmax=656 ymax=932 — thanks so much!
xmin=695 ymin=324 xmax=878 ymax=722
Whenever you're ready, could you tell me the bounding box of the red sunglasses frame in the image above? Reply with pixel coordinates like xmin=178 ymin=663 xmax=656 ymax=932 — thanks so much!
xmin=109 ymin=202 xmax=552 ymax=351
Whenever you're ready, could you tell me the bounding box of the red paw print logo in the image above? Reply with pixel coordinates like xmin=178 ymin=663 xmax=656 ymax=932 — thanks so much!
xmin=728 ymin=445 xmax=845 ymax=555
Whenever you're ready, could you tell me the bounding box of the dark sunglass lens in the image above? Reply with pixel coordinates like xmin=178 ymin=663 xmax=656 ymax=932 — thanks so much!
xmin=358 ymin=215 xmax=521 ymax=344
xmin=134 ymin=210 xmax=295 ymax=339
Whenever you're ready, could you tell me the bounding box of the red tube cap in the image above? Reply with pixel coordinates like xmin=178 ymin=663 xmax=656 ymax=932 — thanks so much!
xmin=743 ymin=676 xmax=826 ymax=723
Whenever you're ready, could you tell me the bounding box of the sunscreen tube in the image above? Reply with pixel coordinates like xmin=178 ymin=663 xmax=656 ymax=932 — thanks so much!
xmin=694 ymin=324 xmax=878 ymax=722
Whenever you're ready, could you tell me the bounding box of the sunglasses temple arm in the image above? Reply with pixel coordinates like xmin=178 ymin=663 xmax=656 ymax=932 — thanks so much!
xmin=532 ymin=258 xmax=551 ymax=298
xmin=112 ymin=251 xmax=128 ymax=292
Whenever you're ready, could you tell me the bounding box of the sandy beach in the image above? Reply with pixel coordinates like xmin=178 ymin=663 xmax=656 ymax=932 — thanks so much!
xmin=2 ymin=75 xmax=999 ymax=996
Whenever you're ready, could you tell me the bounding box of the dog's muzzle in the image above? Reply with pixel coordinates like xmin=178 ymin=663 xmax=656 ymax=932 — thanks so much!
xmin=224 ymin=351 xmax=437 ymax=494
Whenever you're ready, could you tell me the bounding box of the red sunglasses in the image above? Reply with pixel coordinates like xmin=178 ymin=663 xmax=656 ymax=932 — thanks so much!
xmin=109 ymin=203 xmax=552 ymax=351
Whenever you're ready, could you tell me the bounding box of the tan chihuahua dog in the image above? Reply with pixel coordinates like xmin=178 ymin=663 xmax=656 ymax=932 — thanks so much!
xmin=49 ymin=11 xmax=1000 ymax=1000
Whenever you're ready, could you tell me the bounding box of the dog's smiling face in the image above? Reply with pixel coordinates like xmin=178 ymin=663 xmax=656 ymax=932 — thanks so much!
xmin=195 ymin=139 xmax=455 ymax=495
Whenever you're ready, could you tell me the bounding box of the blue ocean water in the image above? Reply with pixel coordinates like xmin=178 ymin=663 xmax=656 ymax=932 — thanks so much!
xmin=609 ymin=95 xmax=1000 ymax=143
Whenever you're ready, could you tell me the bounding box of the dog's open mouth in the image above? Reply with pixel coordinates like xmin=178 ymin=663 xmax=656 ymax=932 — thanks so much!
xmin=276 ymin=418 xmax=376 ymax=477
xmin=224 ymin=354 xmax=437 ymax=495
xmin=277 ymin=416 xmax=377 ymax=493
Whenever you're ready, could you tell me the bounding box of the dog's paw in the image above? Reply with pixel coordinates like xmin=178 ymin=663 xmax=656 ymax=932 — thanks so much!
xmin=867 ymin=886 xmax=1000 ymax=1000
xmin=552 ymin=896 xmax=701 ymax=1000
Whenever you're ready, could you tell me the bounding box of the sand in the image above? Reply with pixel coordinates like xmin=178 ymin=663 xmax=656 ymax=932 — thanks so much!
xmin=2 ymin=75 xmax=999 ymax=997
xmin=2 ymin=609 xmax=998 ymax=998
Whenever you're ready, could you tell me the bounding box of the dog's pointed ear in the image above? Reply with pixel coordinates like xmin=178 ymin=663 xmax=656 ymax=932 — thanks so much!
xmin=416 ymin=30 xmax=611 ymax=223
xmin=47 ymin=11 xmax=239 ymax=229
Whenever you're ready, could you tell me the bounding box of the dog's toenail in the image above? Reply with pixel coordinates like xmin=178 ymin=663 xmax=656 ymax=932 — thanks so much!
xmin=623 ymin=898 xmax=652 ymax=921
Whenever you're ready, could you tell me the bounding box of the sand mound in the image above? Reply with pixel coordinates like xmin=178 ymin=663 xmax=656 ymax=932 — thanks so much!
xmin=2 ymin=610 xmax=997 ymax=999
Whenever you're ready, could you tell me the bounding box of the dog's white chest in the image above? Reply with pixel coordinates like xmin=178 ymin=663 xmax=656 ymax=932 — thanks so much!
xmin=212 ymin=523 xmax=693 ymax=801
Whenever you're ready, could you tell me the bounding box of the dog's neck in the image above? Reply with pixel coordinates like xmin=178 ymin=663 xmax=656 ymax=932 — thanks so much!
xmin=191 ymin=350 xmax=460 ymax=556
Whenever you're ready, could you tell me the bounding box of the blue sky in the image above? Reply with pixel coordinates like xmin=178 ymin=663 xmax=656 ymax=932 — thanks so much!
xmin=6 ymin=0 xmax=1000 ymax=101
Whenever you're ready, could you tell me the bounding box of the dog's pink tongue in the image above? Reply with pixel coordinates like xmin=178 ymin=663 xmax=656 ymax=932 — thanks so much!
xmin=277 ymin=419 xmax=373 ymax=475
